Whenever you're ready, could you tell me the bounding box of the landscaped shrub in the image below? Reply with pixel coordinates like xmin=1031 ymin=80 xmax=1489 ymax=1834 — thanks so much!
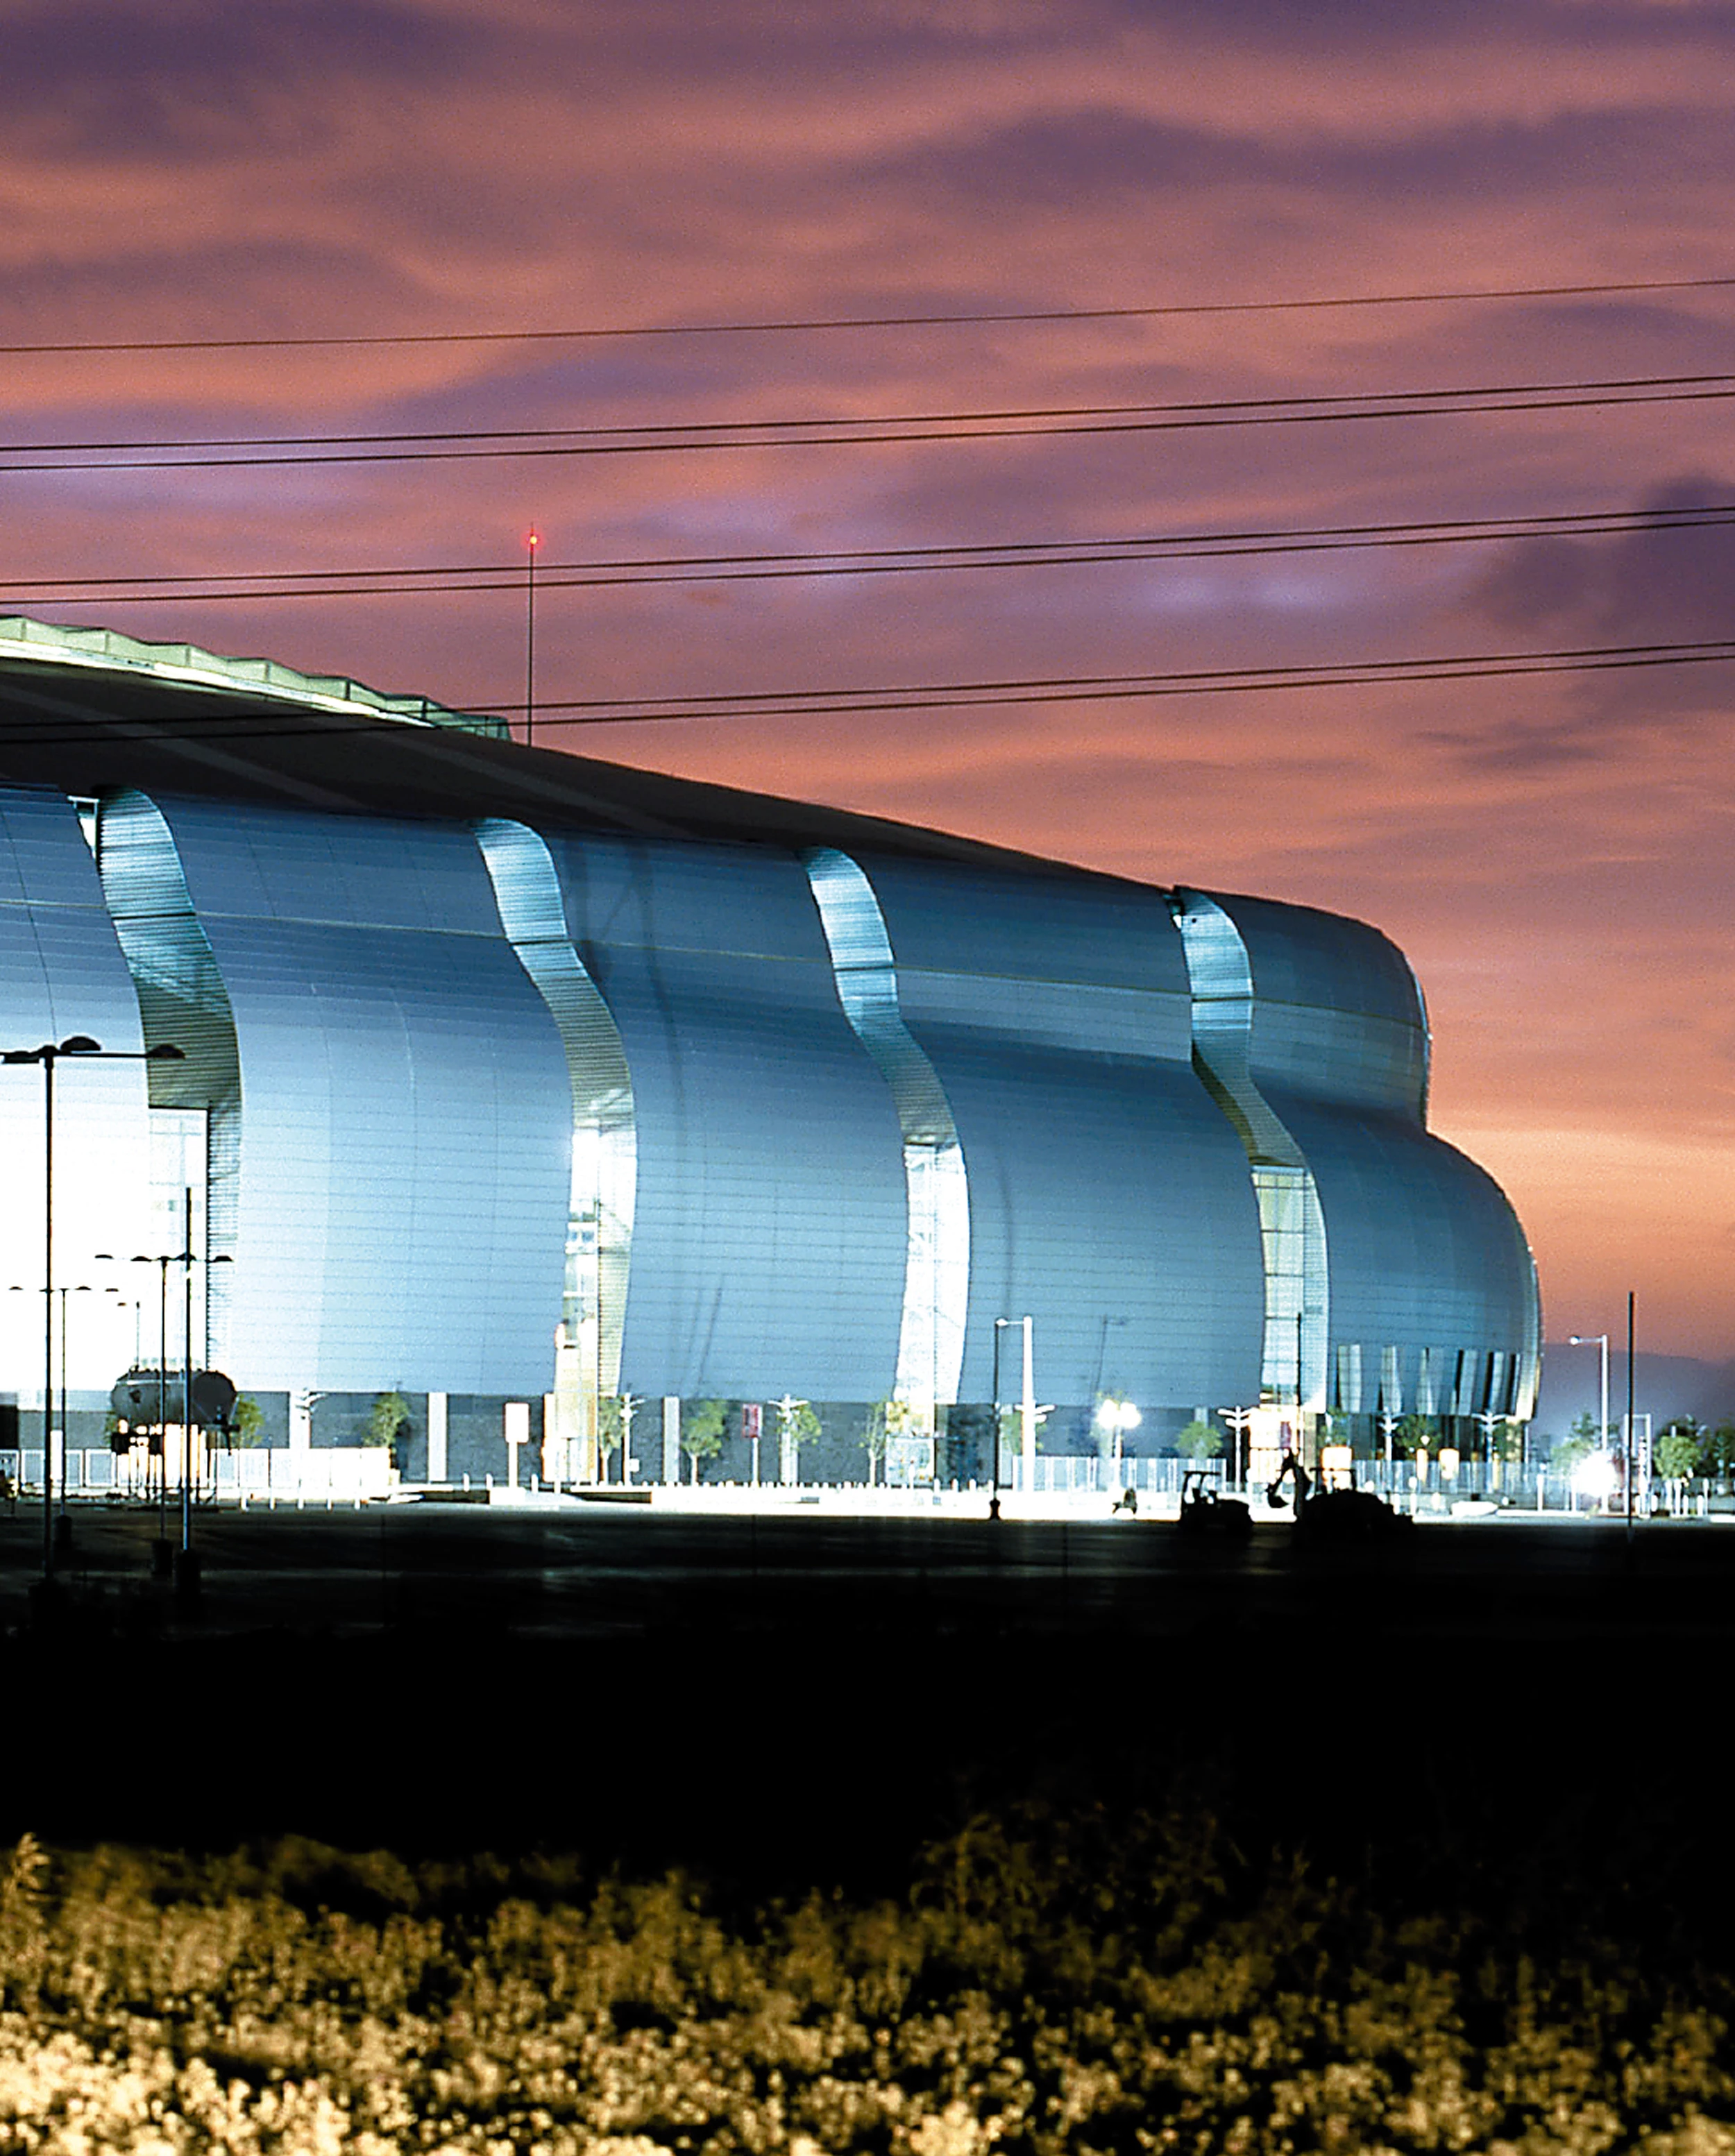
xmin=2 ymin=1813 xmax=1733 ymax=2153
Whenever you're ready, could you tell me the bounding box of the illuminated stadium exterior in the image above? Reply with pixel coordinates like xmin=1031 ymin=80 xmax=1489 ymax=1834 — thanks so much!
xmin=0 ymin=616 xmax=1539 ymax=1482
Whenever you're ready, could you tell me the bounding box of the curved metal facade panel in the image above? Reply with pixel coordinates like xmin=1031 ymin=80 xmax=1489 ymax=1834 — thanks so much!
xmin=0 ymin=786 xmax=153 ymax=1388
xmin=98 ymin=789 xmax=246 ymax=1363
xmin=1205 ymin=892 xmax=1430 ymax=1119
xmin=1169 ymin=892 xmax=1330 ymax=1409
xmin=856 ymin=856 xmax=1266 ymax=1411
xmin=1269 ymin=1094 xmax=1541 ymax=1415
xmin=803 ymin=847 xmax=969 ymax=1416
xmin=536 ymin=831 xmax=908 ymax=1400
xmin=118 ymin=795 xmax=572 ymax=1395
xmin=474 ymin=819 xmax=637 ymax=1396
xmin=1206 ymin=891 xmax=1541 ymax=1418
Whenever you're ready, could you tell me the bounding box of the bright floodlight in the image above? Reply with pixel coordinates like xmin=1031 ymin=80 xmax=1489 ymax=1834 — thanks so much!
xmin=1574 ymin=1451 xmax=1619 ymax=1498
xmin=1095 ymin=1397 xmax=1142 ymax=1433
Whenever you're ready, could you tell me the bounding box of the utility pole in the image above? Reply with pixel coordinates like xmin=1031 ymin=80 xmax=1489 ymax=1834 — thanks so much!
xmin=524 ymin=526 xmax=539 ymax=747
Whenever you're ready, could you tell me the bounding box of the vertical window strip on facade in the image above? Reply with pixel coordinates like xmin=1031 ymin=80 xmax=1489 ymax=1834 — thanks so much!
xmin=95 ymin=790 xmax=242 ymax=1368
xmin=1168 ymin=890 xmax=1330 ymax=1413
xmin=473 ymin=819 xmax=636 ymax=1398
xmin=802 ymin=847 xmax=970 ymax=1425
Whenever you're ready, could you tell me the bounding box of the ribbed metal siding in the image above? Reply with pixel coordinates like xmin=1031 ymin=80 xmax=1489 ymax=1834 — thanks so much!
xmin=1268 ymin=1094 xmax=1541 ymax=1418
xmin=538 ymin=832 xmax=908 ymax=1400
xmin=855 ymin=856 xmax=1265 ymax=1412
xmin=1206 ymin=892 xmax=1429 ymax=1118
xmin=0 ymin=786 xmax=153 ymax=1386
xmin=121 ymin=795 xmax=572 ymax=1395
xmin=1169 ymin=892 xmax=1330 ymax=1410
xmin=98 ymin=790 xmax=245 ymax=1359
xmin=1207 ymin=891 xmax=1541 ymax=1420
xmin=803 ymin=847 xmax=969 ymax=1414
xmin=474 ymin=818 xmax=637 ymax=1395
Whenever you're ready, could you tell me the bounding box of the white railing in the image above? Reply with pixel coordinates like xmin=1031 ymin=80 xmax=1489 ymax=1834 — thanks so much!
xmin=0 ymin=1446 xmax=392 ymax=1504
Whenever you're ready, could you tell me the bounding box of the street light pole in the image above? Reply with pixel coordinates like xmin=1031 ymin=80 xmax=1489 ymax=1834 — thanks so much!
xmin=183 ymin=1191 xmax=195 ymax=1559
xmin=991 ymin=1318 xmax=1009 ymax=1520
xmin=1626 ymin=1290 xmax=1638 ymax=1551
xmin=1568 ymin=1330 xmax=1611 ymax=1472
xmin=3 ymin=1035 xmax=183 ymax=1579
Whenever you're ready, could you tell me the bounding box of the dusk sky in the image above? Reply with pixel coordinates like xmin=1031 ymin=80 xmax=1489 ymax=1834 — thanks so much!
xmin=4 ymin=0 xmax=1733 ymax=1361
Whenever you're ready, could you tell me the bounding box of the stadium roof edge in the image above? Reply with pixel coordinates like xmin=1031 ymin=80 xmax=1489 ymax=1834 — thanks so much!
xmin=0 ymin=613 xmax=507 ymax=736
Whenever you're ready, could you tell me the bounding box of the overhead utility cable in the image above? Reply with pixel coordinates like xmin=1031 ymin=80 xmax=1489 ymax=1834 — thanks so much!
xmin=1 ymin=634 xmax=1732 ymax=747
xmin=511 ymin=636 xmax=1735 ymax=724
xmin=3 ymin=272 xmax=1733 ymax=357
xmin=6 ymin=498 xmax=1734 ymax=608
xmin=1 ymin=369 xmax=1732 ymax=474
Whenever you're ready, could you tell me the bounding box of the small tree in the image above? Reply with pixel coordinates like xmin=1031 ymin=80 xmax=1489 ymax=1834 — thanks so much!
xmin=365 ymin=1390 xmax=411 ymax=1449
xmin=682 ymin=1398 xmax=728 ymax=1484
xmin=596 ymin=1393 xmax=638 ymax=1482
xmin=1554 ymin=1414 xmax=1600 ymax=1473
xmin=1656 ymin=1419 xmax=1704 ymax=1484
xmin=775 ymin=1393 xmax=822 ymax=1482
xmin=861 ymin=1398 xmax=900 ymax=1486
xmin=1176 ymin=1417 xmax=1222 ymax=1459
xmin=1494 ymin=1417 xmax=1527 ymax=1464
xmin=230 ymin=1394 xmax=265 ymax=1449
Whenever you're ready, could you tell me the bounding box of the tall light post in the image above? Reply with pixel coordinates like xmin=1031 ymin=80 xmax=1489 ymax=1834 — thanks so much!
xmin=991 ymin=1317 xmax=1011 ymax=1520
xmin=3 ymin=1283 xmax=90 ymax=1534
xmin=1568 ymin=1332 xmax=1611 ymax=1479
xmin=1220 ymin=1405 xmax=1255 ymax=1491
xmin=115 ymin=1233 xmax=227 ymax=1580
xmin=1095 ymin=1395 xmax=1141 ymax=1480
xmin=130 ymin=1251 xmax=177 ymax=1554
xmin=3 ymin=1034 xmax=183 ymax=1578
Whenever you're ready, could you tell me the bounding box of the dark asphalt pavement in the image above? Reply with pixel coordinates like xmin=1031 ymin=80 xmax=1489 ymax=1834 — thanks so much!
xmin=3 ymin=1499 xmax=1730 ymax=1901
xmin=8 ymin=1497 xmax=1734 ymax=1642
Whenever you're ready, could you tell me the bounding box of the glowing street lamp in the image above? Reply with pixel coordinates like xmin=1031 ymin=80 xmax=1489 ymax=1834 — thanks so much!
xmin=2 ymin=1034 xmax=183 ymax=1579
xmin=1094 ymin=1395 xmax=1142 ymax=1466
xmin=1568 ymin=1332 xmax=1611 ymax=1464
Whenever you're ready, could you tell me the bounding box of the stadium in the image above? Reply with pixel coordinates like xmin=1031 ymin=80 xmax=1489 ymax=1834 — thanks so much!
xmin=0 ymin=615 xmax=1539 ymax=1488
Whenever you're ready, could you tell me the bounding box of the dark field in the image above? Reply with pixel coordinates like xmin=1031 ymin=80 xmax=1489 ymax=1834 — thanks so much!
xmin=3 ymin=1506 xmax=1734 ymax=2150
xmin=3 ymin=1504 xmax=1733 ymax=1883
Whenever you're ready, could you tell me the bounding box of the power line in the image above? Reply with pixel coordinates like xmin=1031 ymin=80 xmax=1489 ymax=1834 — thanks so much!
xmin=1 ymin=369 xmax=1731 ymax=476
xmin=3 ymin=272 xmax=1733 ymax=358
xmin=519 ymin=636 xmax=1735 ymax=723
xmin=1 ymin=634 xmax=1731 ymax=747
xmin=8 ymin=498 xmax=1734 ymax=609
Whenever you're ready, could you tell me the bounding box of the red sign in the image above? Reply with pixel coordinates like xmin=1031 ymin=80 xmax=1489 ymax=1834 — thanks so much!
xmin=741 ymin=1403 xmax=762 ymax=1439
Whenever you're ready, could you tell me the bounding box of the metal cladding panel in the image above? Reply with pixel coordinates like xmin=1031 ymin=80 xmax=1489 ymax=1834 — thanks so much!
xmin=1205 ymin=891 xmax=1428 ymax=1118
xmin=1207 ymin=892 xmax=1422 ymax=1026
xmin=146 ymin=797 xmax=571 ymax=1395
xmin=855 ymin=855 xmax=1199 ymax=1010
xmin=1269 ymin=1089 xmax=1540 ymax=1404
xmin=0 ymin=788 xmax=153 ymax=1384
xmin=858 ymin=856 xmax=1264 ymax=1409
xmin=540 ymin=833 xmax=908 ymax=1400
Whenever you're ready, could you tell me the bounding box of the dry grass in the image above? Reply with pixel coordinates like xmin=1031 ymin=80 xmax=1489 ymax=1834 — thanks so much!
xmin=2 ymin=1813 xmax=1733 ymax=2154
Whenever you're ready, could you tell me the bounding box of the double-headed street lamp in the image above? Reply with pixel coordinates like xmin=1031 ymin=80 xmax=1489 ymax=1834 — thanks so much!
xmin=106 ymin=1232 xmax=230 ymax=1580
xmin=1094 ymin=1395 xmax=1142 ymax=1474
xmin=2 ymin=1034 xmax=183 ymax=1578
xmin=8 ymin=1282 xmax=117 ymax=1537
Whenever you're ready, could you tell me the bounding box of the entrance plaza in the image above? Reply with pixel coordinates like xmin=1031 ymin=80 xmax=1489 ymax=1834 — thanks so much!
xmin=2 ymin=1442 xmax=1712 ymax=1522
